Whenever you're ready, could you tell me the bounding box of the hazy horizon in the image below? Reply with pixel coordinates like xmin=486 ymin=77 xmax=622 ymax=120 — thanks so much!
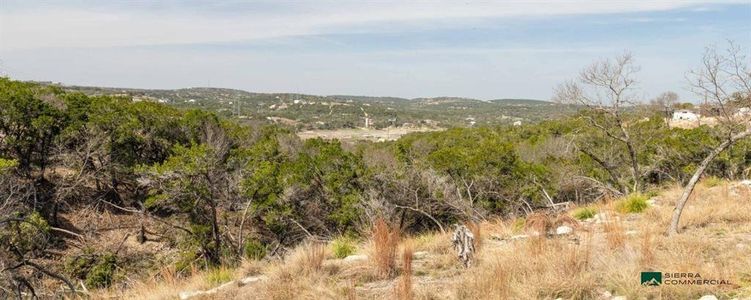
xmin=2 ymin=0 xmax=750 ymax=102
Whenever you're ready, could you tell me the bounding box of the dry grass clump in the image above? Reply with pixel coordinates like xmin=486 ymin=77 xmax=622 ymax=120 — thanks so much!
xmin=525 ymin=212 xmax=553 ymax=236
xmin=465 ymin=221 xmax=482 ymax=251
xmin=456 ymin=258 xmax=511 ymax=299
xmin=457 ymin=234 xmax=597 ymax=299
xmin=369 ymin=218 xmax=400 ymax=278
xmin=639 ymin=230 xmax=655 ymax=267
xmin=247 ymin=242 xmax=340 ymax=299
xmin=412 ymin=231 xmax=451 ymax=254
xmin=676 ymin=181 xmax=751 ymax=232
xmin=303 ymin=242 xmax=327 ymax=274
xmin=603 ymin=215 xmax=626 ymax=250
xmin=340 ymin=280 xmax=358 ymax=300
xmin=290 ymin=241 xmax=327 ymax=275
xmin=394 ymin=242 xmax=414 ymax=300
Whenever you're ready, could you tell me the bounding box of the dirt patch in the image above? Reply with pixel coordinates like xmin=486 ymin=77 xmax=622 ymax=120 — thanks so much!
xmin=297 ymin=126 xmax=443 ymax=142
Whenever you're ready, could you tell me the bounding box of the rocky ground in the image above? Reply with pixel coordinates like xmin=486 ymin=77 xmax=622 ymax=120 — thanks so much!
xmin=96 ymin=180 xmax=751 ymax=300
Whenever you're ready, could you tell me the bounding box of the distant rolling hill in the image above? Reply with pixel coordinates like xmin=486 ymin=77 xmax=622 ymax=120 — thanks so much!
xmin=37 ymin=82 xmax=574 ymax=130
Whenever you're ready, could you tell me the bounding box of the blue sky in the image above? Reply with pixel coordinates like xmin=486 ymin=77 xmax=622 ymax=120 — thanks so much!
xmin=1 ymin=1 xmax=749 ymax=101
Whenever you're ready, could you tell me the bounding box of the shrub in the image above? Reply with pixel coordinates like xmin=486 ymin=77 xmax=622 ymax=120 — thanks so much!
xmin=331 ymin=236 xmax=357 ymax=259
xmin=616 ymin=194 xmax=649 ymax=213
xmin=243 ymin=239 xmax=267 ymax=260
xmin=205 ymin=267 xmax=233 ymax=285
xmin=703 ymin=176 xmax=724 ymax=187
xmin=85 ymin=253 xmax=117 ymax=288
xmin=0 ymin=158 xmax=18 ymax=173
xmin=571 ymin=207 xmax=597 ymax=220
xmin=65 ymin=254 xmax=96 ymax=279
xmin=644 ymin=190 xmax=660 ymax=198
xmin=12 ymin=212 xmax=51 ymax=254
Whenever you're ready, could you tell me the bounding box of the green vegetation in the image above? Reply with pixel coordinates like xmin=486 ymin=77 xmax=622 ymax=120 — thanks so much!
xmin=205 ymin=267 xmax=234 ymax=285
xmin=1 ymin=212 xmax=51 ymax=254
xmin=0 ymin=158 xmax=18 ymax=172
xmin=703 ymin=176 xmax=725 ymax=187
xmin=331 ymin=236 xmax=357 ymax=259
xmin=616 ymin=194 xmax=650 ymax=214
xmin=511 ymin=218 xmax=526 ymax=233
xmin=46 ymin=84 xmax=572 ymax=130
xmin=65 ymin=252 xmax=118 ymax=288
xmin=1 ymin=77 xmax=749 ymax=296
xmin=571 ymin=207 xmax=598 ymax=220
xmin=85 ymin=254 xmax=117 ymax=288
xmin=243 ymin=239 xmax=267 ymax=260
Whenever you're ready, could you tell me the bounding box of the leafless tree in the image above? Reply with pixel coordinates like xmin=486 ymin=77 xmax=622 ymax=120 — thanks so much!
xmin=651 ymin=91 xmax=679 ymax=127
xmin=668 ymin=41 xmax=751 ymax=235
xmin=553 ymin=53 xmax=643 ymax=194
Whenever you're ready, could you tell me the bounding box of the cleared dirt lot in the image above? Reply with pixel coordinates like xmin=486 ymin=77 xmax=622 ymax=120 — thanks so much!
xmin=296 ymin=126 xmax=443 ymax=142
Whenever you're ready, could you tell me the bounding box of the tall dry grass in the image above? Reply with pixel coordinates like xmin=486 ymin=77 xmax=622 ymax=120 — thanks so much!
xmin=603 ymin=215 xmax=625 ymax=250
xmin=299 ymin=241 xmax=326 ymax=275
xmin=395 ymin=242 xmax=414 ymax=300
xmin=370 ymin=218 xmax=400 ymax=278
xmin=639 ymin=230 xmax=655 ymax=267
xmin=465 ymin=221 xmax=482 ymax=251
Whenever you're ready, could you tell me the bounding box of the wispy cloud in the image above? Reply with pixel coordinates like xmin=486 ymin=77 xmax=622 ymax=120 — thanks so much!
xmin=0 ymin=0 xmax=743 ymax=50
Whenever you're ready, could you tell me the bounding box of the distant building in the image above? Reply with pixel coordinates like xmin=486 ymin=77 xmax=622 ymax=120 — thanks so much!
xmin=672 ymin=110 xmax=699 ymax=121
xmin=364 ymin=117 xmax=372 ymax=128
xmin=513 ymin=121 xmax=522 ymax=126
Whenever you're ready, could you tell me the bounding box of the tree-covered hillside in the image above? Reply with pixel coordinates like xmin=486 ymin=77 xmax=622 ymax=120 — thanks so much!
xmin=39 ymin=83 xmax=573 ymax=130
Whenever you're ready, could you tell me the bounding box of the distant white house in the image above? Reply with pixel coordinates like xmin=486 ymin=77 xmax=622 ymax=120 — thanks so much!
xmin=672 ymin=110 xmax=699 ymax=121
xmin=735 ymin=107 xmax=751 ymax=117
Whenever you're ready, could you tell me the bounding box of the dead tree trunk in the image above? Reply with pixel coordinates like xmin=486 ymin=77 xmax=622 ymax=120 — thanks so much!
xmin=451 ymin=224 xmax=475 ymax=268
xmin=668 ymin=129 xmax=751 ymax=235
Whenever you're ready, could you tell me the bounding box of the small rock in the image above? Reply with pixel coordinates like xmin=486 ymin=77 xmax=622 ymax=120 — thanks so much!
xmin=413 ymin=251 xmax=429 ymax=259
xmin=611 ymin=296 xmax=627 ymax=300
xmin=343 ymin=254 xmax=368 ymax=262
xmin=556 ymin=225 xmax=573 ymax=235
xmin=594 ymin=213 xmax=608 ymax=223
xmin=597 ymin=290 xmax=612 ymax=300
xmin=509 ymin=234 xmax=529 ymax=240
xmin=646 ymin=198 xmax=659 ymax=206
xmin=698 ymin=295 xmax=718 ymax=300
xmin=625 ymin=230 xmax=638 ymax=235
xmin=238 ymin=275 xmax=267 ymax=286
xmin=179 ymin=290 xmax=216 ymax=300
xmin=736 ymin=243 xmax=746 ymax=250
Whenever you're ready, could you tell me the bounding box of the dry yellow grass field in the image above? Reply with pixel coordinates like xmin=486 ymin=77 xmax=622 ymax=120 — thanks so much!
xmin=96 ymin=180 xmax=751 ymax=300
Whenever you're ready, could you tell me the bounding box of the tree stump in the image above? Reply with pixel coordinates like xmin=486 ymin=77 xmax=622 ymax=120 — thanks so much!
xmin=451 ymin=224 xmax=475 ymax=268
